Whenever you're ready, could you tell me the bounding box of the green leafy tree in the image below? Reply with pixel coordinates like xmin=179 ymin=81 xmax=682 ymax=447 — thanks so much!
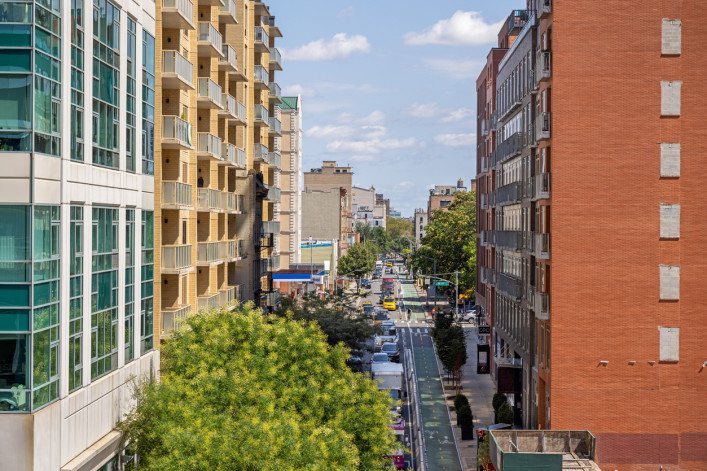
xmin=120 ymin=304 xmax=397 ymax=470
xmin=338 ymin=242 xmax=375 ymax=283
xmin=412 ymin=191 xmax=477 ymax=293
xmin=497 ymin=401 xmax=514 ymax=425
xmin=386 ymin=218 xmax=413 ymax=240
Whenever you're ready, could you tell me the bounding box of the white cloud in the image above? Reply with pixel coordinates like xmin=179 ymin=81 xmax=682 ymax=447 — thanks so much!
xmin=337 ymin=6 xmax=354 ymax=18
xmin=403 ymin=11 xmax=504 ymax=46
xmin=403 ymin=102 xmax=442 ymax=118
xmin=306 ymin=124 xmax=387 ymax=140
xmin=326 ymin=137 xmax=419 ymax=154
xmin=349 ymin=154 xmax=377 ymax=163
xmin=441 ymin=108 xmax=475 ymax=123
xmin=426 ymin=58 xmax=484 ymax=80
xmin=282 ymin=84 xmax=316 ymax=98
xmin=434 ymin=133 xmax=476 ymax=147
xmin=282 ymin=33 xmax=370 ymax=61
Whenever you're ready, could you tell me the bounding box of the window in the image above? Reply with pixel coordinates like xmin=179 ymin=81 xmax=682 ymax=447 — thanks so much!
xmin=91 ymin=207 xmax=119 ymax=379
xmin=33 ymin=0 xmax=62 ymax=157
xmin=125 ymin=18 xmax=136 ymax=172
xmin=70 ymin=0 xmax=85 ymax=161
xmin=125 ymin=209 xmax=135 ymax=362
xmin=140 ymin=211 xmax=154 ymax=354
xmin=141 ymin=31 xmax=155 ymax=175
xmin=69 ymin=206 xmax=83 ymax=391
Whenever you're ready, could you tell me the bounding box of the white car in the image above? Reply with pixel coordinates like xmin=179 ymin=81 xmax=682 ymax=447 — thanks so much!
xmin=461 ymin=309 xmax=477 ymax=323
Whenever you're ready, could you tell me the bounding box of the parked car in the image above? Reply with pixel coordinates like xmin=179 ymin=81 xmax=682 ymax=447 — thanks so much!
xmin=360 ymin=278 xmax=372 ymax=289
xmin=372 ymin=352 xmax=391 ymax=363
xmin=461 ymin=310 xmax=477 ymax=323
xmin=380 ymin=342 xmax=400 ymax=363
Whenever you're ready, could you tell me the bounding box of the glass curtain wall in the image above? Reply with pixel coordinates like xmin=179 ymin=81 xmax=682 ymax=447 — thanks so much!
xmin=68 ymin=206 xmax=83 ymax=391
xmin=125 ymin=17 xmax=136 ymax=172
xmin=140 ymin=211 xmax=153 ymax=353
xmin=34 ymin=0 xmax=62 ymax=156
xmin=91 ymin=0 xmax=120 ymax=168
xmin=141 ymin=31 xmax=154 ymax=175
xmin=70 ymin=0 xmax=84 ymax=160
xmin=91 ymin=207 xmax=118 ymax=379
xmin=125 ymin=209 xmax=135 ymax=362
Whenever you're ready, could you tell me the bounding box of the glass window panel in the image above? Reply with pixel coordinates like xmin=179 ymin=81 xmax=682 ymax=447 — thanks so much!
xmin=0 ymin=24 xmax=31 ymax=47
xmin=0 ymin=285 xmax=29 ymax=307
xmin=0 ymin=334 xmax=28 ymax=392
xmin=0 ymin=262 xmax=30 ymax=282
xmin=0 ymin=50 xmax=30 ymax=72
xmin=0 ymin=131 xmax=30 ymax=151
xmin=0 ymin=75 xmax=31 ymax=131
xmin=0 ymin=310 xmax=29 ymax=332
xmin=0 ymin=3 xmax=32 ymax=23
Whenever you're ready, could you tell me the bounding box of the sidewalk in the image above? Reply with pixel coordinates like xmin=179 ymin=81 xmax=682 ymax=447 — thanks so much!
xmin=443 ymin=328 xmax=496 ymax=470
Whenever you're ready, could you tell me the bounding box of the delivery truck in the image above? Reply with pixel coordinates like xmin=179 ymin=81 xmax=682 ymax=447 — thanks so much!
xmin=371 ymin=362 xmax=404 ymax=400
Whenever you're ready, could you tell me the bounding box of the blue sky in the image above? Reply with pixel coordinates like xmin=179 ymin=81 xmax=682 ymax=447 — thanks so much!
xmin=268 ymin=0 xmax=522 ymax=217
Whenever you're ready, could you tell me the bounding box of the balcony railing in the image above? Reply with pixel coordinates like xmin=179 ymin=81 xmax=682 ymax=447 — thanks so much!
xmin=197 ymin=290 xmax=230 ymax=311
xmin=523 ymin=231 xmax=535 ymax=252
xmin=227 ymin=239 xmax=239 ymax=258
xmin=535 ymin=290 xmax=550 ymax=320
xmin=495 ymin=181 xmax=522 ymax=206
xmin=161 ymin=305 xmax=192 ymax=335
xmin=198 ymin=78 xmax=223 ymax=108
xmin=480 ymin=119 xmax=490 ymax=137
xmin=269 ymin=82 xmax=281 ymax=101
xmin=536 ymin=112 xmax=551 ymax=141
xmin=254 ymin=104 xmax=269 ymax=123
xmin=268 ymin=151 xmax=281 ymax=168
xmin=197 ymin=133 xmax=223 ymax=160
xmin=535 ymin=233 xmax=550 ymax=260
xmin=162 ymin=50 xmax=194 ymax=88
xmin=162 ymin=244 xmax=192 ymax=270
xmin=254 ymin=143 xmax=269 ymax=162
xmin=506 ymin=9 xmax=528 ymax=32
xmin=538 ymin=50 xmax=552 ymax=81
xmin=480 ymin=230 xmax=488 ymax=246
xmin=162 ymin=0 xmax=194 ymax=30
xmin=237 ymin=102 xmax=247 ymax=122
xmin=198 ymin=22 xmax=223 ymax=56
xmin=266 ymin=186 xmax=281 ymax=202
xmin=162 ymin=116 xmax=193 ymax=148
xmin=538 ymin=0 xmax=552 ymax=20
xmin=254 ymin=26 xmax=269 ymax=51
xmin=496 ymin=132 xmax=522 ymax=165
xmin=269 ymin=47 xmax=282 ymax=69
xmin=163 ymin=181 xmax=193 ymax=207
xmin=495 ymin=230 xmax=522 ymax=252
xmin=197 ymin=188 xmax=222 ymax=211
xmin=497 ymin=272 xmax=522 ymax=300
xmin=225 ymin=193 xmax=238 ymax=212
xmin=479 ymin=193 xmax=488 ymax=210
xmin=223 ymin=142 xmax=237 ymax=165
xmin=480 ymin=155 xmax=489 ymax=173
xmin=219 ymin=0 xmax=237 ymax=23
xmin=221 ymin=93 xmax=237 ymax=118
xmin=262 ymin=221 xmax=280 ymax=234
xmin=198 ymin=241 xmax=227 ymax=264
xmin=254 ymin=65 xmax=268 ymax=83
xmin=534 ymin=173 xmax=550 ymax=200
xmin=488 ymin=268 xmax=496 ymax=286
xmin=269 ymin=116 xmax=281 ymax=135
xmin=219 ymin=44 xmax=238 ymax=71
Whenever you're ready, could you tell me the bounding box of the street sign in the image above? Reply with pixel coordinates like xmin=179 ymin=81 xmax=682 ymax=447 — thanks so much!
xmin=435 ymin=281 xmax=450 ymax=286
xmin=424 ymin=277 xmax=430 ymax=285
xmin=478 ymin=325 xmax=491 ymax=334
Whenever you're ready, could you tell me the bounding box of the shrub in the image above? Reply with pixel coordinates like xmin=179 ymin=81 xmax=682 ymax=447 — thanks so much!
xmin=454 ymin=393 xmax=469 ymax=411
xmin=492 ymin=392 xmax=507 ymax=411
xmin=456 ymin=404 xmax=474 ymax=430
xmin=497 ymin=401 xmax=514 ymax=425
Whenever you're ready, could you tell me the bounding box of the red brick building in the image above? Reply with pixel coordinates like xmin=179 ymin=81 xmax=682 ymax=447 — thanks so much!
xmin=476 ymin=2 xmax=707 ymax=469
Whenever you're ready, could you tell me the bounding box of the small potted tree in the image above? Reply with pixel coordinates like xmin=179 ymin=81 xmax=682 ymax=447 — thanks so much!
xmin=457 ymin=404 xmax=475 ymax=440
xmin=497 ymin=401 xmax=514 ymax=426
xmin=492 ymin=392 xmax=506 ymax=423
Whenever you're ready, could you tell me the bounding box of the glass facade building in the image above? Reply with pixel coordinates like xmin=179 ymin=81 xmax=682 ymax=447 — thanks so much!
xmin=0 ymin=0 xmax=157 ymax=468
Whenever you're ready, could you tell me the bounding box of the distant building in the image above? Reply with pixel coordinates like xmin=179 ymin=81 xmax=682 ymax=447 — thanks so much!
xmin=375 ymin=193 xmax=390 ymax=221
xmin=389 ymin=210 xmax=402 ymax=219
xmin=414 ymin=209 xmax=428 ymax=246
xmin=278 ymin=96 xmax=304 ymax=268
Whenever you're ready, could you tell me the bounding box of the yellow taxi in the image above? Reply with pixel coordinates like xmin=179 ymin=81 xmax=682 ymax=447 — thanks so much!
xmin=386 ymin=262 xmax=393 ymax=267
xmin=383 ymin=297 xmax=397 ymax=311
xmin=361 ymin=301 xmax=373 ymax=313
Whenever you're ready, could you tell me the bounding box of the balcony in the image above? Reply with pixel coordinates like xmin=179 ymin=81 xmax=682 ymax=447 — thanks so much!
xmin=197 ymin=241 xmax=227 ymax=265
xmin=219 ymin=44 xmax=237 ymax=72
xmin=480 ymin=230 xmax=488 ymax=246
xmin=269 ymin=82 xmax=282 ymax=104
xmin=235 ymin=148 xmax=246 ymax=168
xmin=253 ymin=143 xmax=269 ymax=163
xmin=267 ymin=151 xmax=281 ymax=168
xmin=197 ymin=288 xmax=233 ymax=311
xmin=254 ymin=26 xmax=269 ymax=53
xmin=488 ymin=268 xmax=496 ymax=286
xmin=538 ymin=50 xmax=551 ymax=81
xmin=227 ymin=238 xmax=241 ymax=259
xmin=162 ymin=51 xmax=194 ymax=90
xmin=219 ymin=94 xmax=237 ymax=121
xmin=496 ymin=230 xmax=522 ymax=252
xmin=264 ymin=290 xmax=280 ymax=307
xmin=535 ymin=233 xmax=550 ymax=260
xmin=480 ymin=193 xmax=488 ymax=210
xmin=197 ymin=22 xmax=223 ymax=58
xmin=162 ymin=181 xmax=193 ymax=208
xmin=506 ymin=9 xmax=528 ymax=33
xmin=236 ymin=102 xmax=247 ymax=124
xmin=200 ymin=0 xmax=224 ymax=8
xmin=197 ymin=188 xmax=223 ymax=211
xmin=496 ymin=132 xmax=522 ymax=165
xmin=218 ymin=0 xmax=237 ymax=24
xmin=162 ymin=116 xmax=193 ymax=149
xmin=266 ymin=186 xmax=281 ymax=202
xmin=253 ymin=65 xmax=269 ymax=89
xmin=268 ymin=116 xmax=281 ymax=135
xmin=537 ymin=0 xmax=552 ymax=19
xmin=523 ymin=231 xmax=535 ymax=252
xmin=536 ymin=112 xmax=551 ymax=141
xmin=262 ymin=221 xmax=280 ymax=234
xmin=197 ymin=78 xmax=223 ymax=109
xmin=534 ymin=290 xmax=550 ymax=320
xmin=254 ymin=104 xmax=269 ymax=125
xmin=480 ymin=119 xmax=490 ymax=137
xmin=161 ymin=305 xmax=192 ymax=335
xmin=533 ymin=173 xmax=550 ymax=200
xmin=162 ymin=244 xmax=192 ymax=273
xmin=269 ymin=47 xmax=282 ymax=70
xmin=495 ymin=181 xmax=522 ymax=206
xmin=497 ymin=272 xmax=522 ymax=301
xmin=222 ymin=142 xmax=237 ymax=166
xmin=162 ymin=0 xmax=195 ymax=30
xmin=197 ymin=133 xmax=223 ymax=161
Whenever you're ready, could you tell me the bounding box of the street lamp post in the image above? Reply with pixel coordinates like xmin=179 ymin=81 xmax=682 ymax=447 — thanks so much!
xmin=309 ymin=236 xmax=313 ymax=293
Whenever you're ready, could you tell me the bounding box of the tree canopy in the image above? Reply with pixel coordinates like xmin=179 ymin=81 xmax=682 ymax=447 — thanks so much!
xmin=338 ymin=241 xmax=375 ymax=278
xmin=411 ymin=191 xmax=477 ymax=293
xmin=121 ymin=305 xmax=397 ymax=470
xmin=354 ymin=221 xmax=414 ymax=255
